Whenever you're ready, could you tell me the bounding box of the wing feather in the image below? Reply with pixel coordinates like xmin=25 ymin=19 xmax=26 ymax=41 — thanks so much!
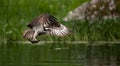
xmin=47 ymin=24 xmax=69 ymax=36
xmin=23 ymin=29 xmax=35 ymax=40
xmin=27 ymin=14 xmax=60 ymax=29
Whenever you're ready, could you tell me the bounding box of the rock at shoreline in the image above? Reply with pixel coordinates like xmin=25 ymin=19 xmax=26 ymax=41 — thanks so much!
xmin=63 ymin=0 xmax=120 ymax=21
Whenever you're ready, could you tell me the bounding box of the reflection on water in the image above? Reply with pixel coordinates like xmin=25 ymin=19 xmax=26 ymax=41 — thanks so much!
xmin=86 ymin=45 xmax=120 ymax=66
xmin=0 ymin=43 xmax=120 ymax=66
xmin=71 ymin=44 xmax=120 ymax=66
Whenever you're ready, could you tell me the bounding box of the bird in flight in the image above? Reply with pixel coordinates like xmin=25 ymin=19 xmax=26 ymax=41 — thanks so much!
xmin=23 ymin=14 xmax=69 ymax=43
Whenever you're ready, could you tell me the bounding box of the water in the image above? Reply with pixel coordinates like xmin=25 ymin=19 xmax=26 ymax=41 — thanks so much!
xmin=0 ymin=43 xmax=120 ymax=66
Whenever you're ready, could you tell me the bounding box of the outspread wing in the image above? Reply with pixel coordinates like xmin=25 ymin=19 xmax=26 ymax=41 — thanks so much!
xmin=27 ymin=14 xmax=60 ymax=29
xmin=23 ymin=29 xmax=35 ymax=40
xmin=23 ymin=29 xmax=40 ymax=43
xmin=46 ymin=24 xmax=69 ymax=37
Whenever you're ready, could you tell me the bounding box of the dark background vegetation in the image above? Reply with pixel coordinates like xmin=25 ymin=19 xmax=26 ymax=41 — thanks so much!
xmin=0 ymin=0 xmax=120 ymax=43
xmin=0 ymin=0 xmax=120 ymax=66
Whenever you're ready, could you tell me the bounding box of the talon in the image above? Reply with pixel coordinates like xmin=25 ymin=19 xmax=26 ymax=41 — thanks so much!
xmin=30 ymin=40 xmax=40 ymax=44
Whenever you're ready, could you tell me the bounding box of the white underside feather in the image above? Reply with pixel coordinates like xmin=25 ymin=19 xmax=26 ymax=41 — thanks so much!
xmin=47 ymin=24 xmax=69 ymax=36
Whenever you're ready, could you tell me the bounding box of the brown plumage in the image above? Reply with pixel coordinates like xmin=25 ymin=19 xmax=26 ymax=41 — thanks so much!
xmin=27 ymin=14 xmax=60 ymax=29
xmin=23 ymin=14 xmax=69 ymax=43
xmin=23 ymin=29 xmax=40 ymax=43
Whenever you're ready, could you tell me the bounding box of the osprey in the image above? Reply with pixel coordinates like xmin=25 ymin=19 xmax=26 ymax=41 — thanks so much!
xmin=23 ymin=14 xmax=69 ymax=43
